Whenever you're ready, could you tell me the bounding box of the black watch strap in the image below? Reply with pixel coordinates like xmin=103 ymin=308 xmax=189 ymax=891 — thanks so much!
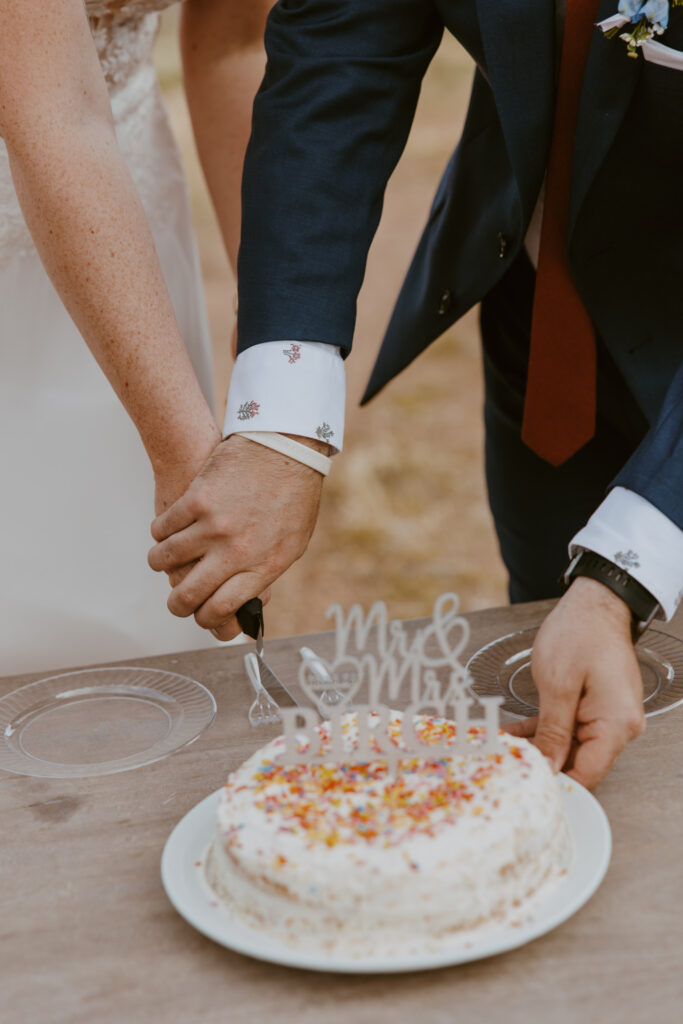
xmin=563 ymin=551 xmax=660 ymax=636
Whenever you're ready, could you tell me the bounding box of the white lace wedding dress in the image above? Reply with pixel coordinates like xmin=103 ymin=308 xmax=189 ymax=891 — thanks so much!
xmin=0 ymin=0 xmax=219 ymax=675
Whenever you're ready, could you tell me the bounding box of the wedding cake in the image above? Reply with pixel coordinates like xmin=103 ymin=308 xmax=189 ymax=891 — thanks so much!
xmin=205 ymin=711 xmax=570 ymax=954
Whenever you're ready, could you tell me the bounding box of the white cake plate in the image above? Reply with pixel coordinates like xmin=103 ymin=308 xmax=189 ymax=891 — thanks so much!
xmin=161 ymin=776 xmax=611 ymax=973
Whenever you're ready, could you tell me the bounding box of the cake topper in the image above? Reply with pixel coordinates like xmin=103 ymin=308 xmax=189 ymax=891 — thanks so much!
xmin=276 ymin=593 xmax=504 ymax=772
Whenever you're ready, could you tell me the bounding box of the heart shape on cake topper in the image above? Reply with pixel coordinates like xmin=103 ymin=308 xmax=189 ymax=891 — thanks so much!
xmin=298 ymin=654 xmax=362 ymax=714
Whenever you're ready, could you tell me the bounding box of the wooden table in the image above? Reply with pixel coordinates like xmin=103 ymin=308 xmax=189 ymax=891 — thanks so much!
xmin=2 ymin=600 xmax=682 ymax=1024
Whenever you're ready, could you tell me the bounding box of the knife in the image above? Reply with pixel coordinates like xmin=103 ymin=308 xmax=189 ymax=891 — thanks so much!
xmin=236 ymin=598 xmax=300 ymax=708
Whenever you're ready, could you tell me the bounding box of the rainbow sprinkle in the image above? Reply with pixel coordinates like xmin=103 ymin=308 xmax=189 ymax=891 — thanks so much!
xmin=224 ymin=716 xmax=533 ymax=851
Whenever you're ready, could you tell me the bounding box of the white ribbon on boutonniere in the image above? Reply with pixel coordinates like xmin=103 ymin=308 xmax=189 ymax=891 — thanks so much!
xmin=599 ymin=0 xmax=683 ymax=57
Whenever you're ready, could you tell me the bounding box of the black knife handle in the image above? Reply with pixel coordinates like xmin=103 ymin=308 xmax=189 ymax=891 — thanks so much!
xmin=236 ymin=597 xmax=264 ymax=641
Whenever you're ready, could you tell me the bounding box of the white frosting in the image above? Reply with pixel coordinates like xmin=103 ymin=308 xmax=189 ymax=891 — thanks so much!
xmin=206 ymin=712 xmax=570 ymax=955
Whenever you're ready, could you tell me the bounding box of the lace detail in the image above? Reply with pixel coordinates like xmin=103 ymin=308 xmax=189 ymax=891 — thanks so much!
xmin=90 ymin=11 xmax=161 ymax=91
xmin=0 ymin=2 xmax=185 ymax=267
xmin=86 ymin=0 xmax=179 ymax=19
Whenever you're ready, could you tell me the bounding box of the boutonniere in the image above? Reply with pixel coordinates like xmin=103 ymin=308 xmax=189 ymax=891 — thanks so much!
xmin=599 ymin=0 xmax=683 ymax=57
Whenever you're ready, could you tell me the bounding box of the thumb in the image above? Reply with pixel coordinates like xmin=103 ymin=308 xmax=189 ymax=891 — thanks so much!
xmin=532 ymin=682 xmax=580 ymax=774
xmin=503 ymin=716 xmax=537 ymax=739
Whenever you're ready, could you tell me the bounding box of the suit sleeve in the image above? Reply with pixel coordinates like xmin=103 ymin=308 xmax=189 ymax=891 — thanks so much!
xmin=236 ymin=0 xmax=444 ymax=356
xmin=612 ymin=362 xmax=683 ymax=536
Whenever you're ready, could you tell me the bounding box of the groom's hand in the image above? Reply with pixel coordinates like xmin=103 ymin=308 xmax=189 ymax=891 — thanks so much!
xmin=148 ymin=434 xmax=325 ymax=639
xmin=505 ymin=577 xmax=645 ymax=789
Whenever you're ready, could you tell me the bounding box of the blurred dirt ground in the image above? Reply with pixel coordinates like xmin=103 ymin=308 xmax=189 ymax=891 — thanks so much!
xmin=156 ymin=13 xmax=508 ymax=637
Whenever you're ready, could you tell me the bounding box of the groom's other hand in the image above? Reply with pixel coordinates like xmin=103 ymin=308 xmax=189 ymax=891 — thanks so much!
xmin=148 ymin=434 xmax=325 ymax=639
xmin=505 ymin=577 xmax=645 ymax=789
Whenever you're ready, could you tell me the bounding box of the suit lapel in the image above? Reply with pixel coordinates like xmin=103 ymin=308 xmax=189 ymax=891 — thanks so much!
xmin=475 ymin=0 xmax=556 ymax=220
xmin=568 ymin=0 xmax=641 ymax=238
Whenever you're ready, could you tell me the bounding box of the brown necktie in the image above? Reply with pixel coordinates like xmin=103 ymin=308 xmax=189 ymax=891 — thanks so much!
xmin=521 ymin=0 xmax=600 ymax=466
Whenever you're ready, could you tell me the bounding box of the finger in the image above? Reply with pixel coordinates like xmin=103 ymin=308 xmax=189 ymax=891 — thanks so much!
xmin=151 ymin=492 xmax=197 ymax=543
xmin=165 ymin=553 xmax=235 ymax=618
xmin=503 ymin=717 xmax=537 ymax=738
xmin=209 ymin=586 xmax=272 ymax=641
xmin=567 ymin=746 xmax=619 ymax=790
xmin=211 ymin=616 xmax=242 ymax=642
xmin=567 ymin=719 xmax=628 ymax=790
xmin=561 ymin=738 xmax=581 ymax=775
xmin=148 ymin=523 xmax=205 ymax=573
xmin=504 ymin=717 xmax=579 ymax=774
xmin=532 ymin=677 xmax=582 ymax=774
xmin=194 ymin=572 xmax=267 ymax=631
xmin=167 ymin=562 xmax=196 ymax=589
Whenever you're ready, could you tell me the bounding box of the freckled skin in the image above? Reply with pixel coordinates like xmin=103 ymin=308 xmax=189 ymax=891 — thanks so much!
xmin=0 ymin=0 xmax=219 ymax=493
xmin=0 ymin=0 xmax=326 ymax=640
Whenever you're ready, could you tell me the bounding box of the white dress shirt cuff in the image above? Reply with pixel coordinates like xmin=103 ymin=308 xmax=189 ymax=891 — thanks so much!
xmin=569 ymin=487 xmax=683 ymax=621
xmin=223 ymin=341 xmax=345 ymax=453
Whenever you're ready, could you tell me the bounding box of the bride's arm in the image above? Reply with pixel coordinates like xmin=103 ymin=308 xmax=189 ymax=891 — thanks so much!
xmin=180 ymin=0 xmax=274 ymax=273
xmin=0 ymin=0 xmax=219 ymax=503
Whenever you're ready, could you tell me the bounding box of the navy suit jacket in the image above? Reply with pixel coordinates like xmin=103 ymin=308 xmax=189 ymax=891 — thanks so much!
xmin=238 ymin=0 xmax=683 ymax=531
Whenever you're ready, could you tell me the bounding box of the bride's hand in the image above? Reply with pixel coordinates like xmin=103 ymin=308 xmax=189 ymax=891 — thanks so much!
xmin=151 ymin=427 xmax=221 ymax=592
xmin=153 ymin=437 xmax=220 ymax=518
xmin=147 ymin=434 xmax=325 ymax=639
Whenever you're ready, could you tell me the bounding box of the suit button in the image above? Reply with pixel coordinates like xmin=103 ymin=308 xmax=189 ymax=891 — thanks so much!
xmin=437 ymin=289 xmax=452 ymax=315
xmin=497 ymin=232 xmax=508 ymax=258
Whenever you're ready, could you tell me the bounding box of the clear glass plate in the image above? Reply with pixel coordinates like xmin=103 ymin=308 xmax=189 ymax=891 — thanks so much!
xmin=0 ymin=666 xmax=216 ymax=778
xmin=466 ymin=624 xmax=683 ymax=719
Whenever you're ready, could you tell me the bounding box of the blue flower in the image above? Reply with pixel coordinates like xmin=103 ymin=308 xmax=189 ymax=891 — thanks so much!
xmin=603 ymin=0 xmax=672 ymax=54
xmin=618 ymin=0 xmax=647 ymax=18
xmin=642 ymin=0 xmax=669 ymax=29
xmin=617 ymin=0 xmax=670 ymax=28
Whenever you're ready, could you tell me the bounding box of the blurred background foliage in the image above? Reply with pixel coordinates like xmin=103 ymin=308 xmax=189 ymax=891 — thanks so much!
xmin=155 ymin=9 xmax=507 ymax=636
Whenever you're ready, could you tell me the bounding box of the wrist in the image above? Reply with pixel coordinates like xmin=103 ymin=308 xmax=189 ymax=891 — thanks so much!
xmin=281 ymin=432 xmax=333 ymax=458
xmin=233 ymin=431 xmax=331 ymax=476
xmin=563 ymin=549 xmax=660 ymax=639
xmin=149 ymin=421 xmax=220 ymax=478
xmin=566 ymin=576 xmax=634 ymax=638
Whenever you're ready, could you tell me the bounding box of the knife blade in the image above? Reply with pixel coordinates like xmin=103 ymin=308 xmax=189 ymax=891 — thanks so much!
xmin=236 ymin=598 xmax=300 ymax=708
